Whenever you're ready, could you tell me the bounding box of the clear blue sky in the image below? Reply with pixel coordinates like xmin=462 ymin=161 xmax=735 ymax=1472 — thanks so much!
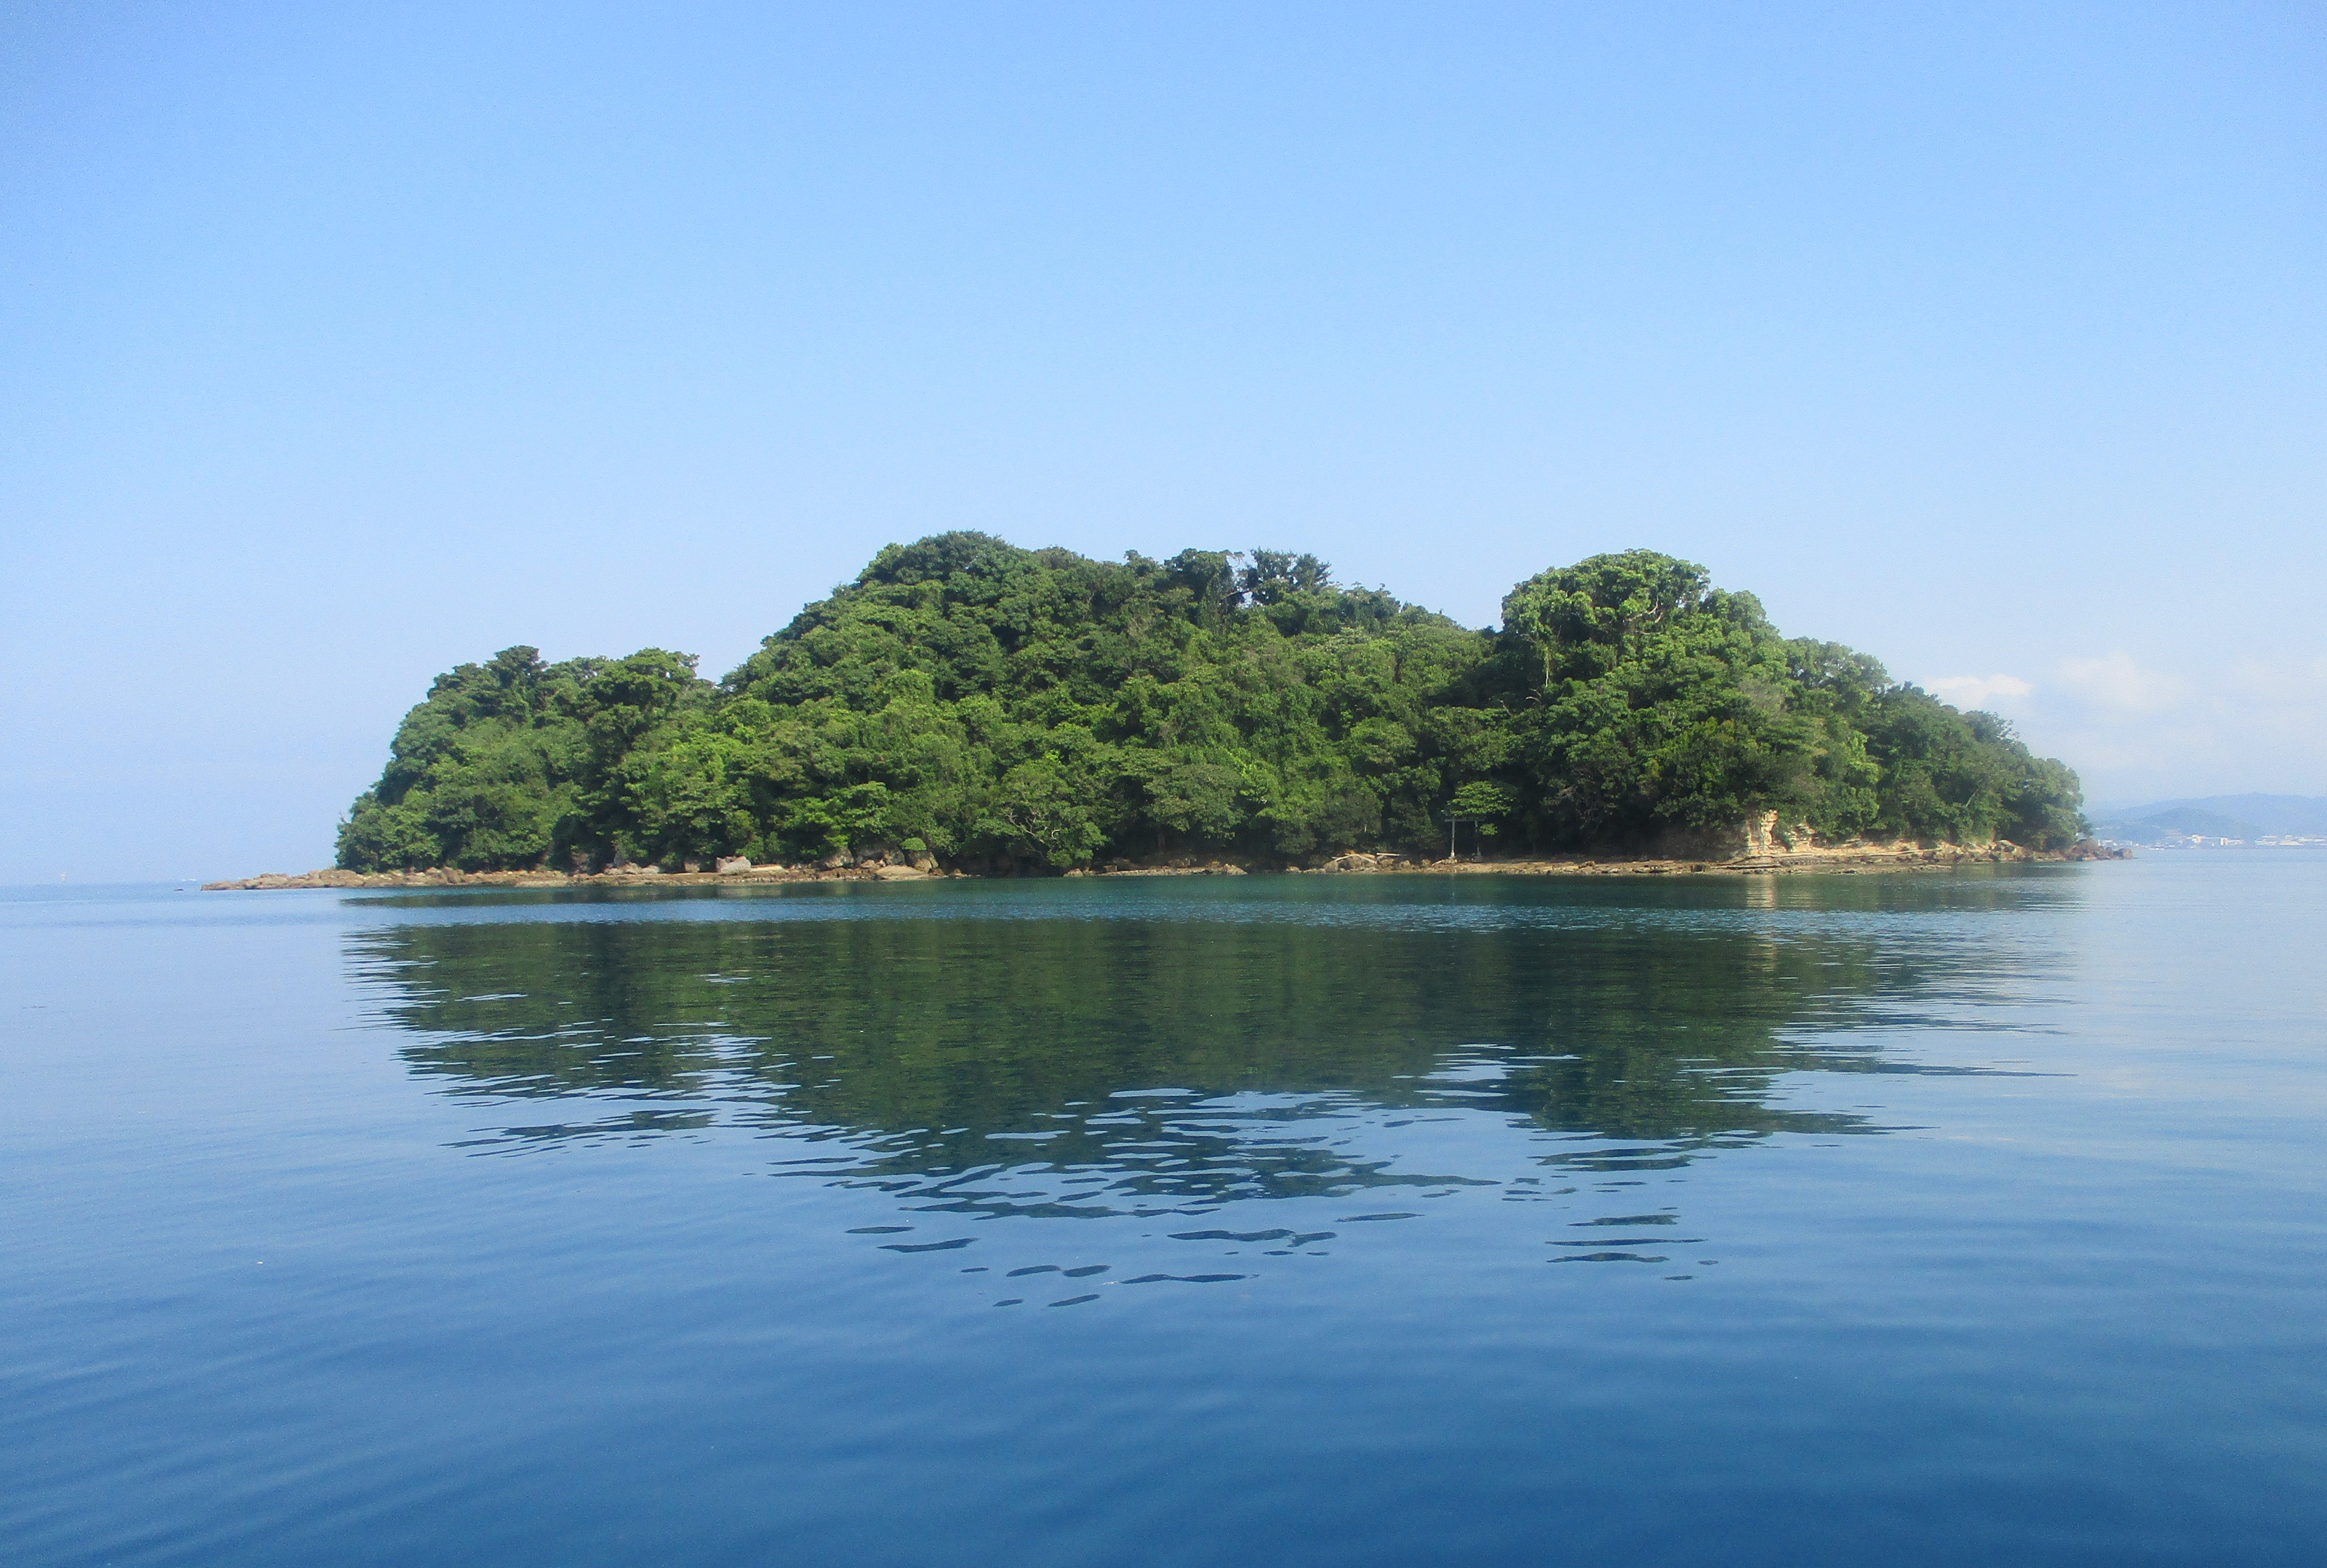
xmin=4 ymin=2 xmax=2322 ymax=881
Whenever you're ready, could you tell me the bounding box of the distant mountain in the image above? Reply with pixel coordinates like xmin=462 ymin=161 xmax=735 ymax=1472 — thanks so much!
xmin=2096 ymin=807 xmax=2266 ymax=843
xmin=2090 ymin=794 xmax=2327 ymax=844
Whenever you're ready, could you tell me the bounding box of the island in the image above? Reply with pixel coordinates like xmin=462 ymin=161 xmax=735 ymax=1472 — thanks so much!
xmin=210 ymin=537 xmax=2123 ymax=888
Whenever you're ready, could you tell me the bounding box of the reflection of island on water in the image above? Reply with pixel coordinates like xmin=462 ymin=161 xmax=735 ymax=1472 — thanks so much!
xmin=348 ymin=880 xmax=2048 ymax=1225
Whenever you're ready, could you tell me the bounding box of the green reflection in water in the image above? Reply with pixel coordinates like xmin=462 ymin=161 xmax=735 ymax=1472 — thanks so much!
xmin=350 ymin=877 xmax=2056 ymax=1216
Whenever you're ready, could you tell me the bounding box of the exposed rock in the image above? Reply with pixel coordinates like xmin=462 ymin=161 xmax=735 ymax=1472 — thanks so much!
xmin=817 ymin=851 xmax=852 ymax=870
xmin=715 ymin=855 xmax=753 ymax=874
xmin=873 ymin=863 xmax=928 ymax=881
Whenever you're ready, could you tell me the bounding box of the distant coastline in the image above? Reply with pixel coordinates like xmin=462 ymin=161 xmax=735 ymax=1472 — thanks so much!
xmin=2088 ymin=793 xmax=2327 ymax=849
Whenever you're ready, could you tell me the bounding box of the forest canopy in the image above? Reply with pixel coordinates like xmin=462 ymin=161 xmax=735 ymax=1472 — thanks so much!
xmin=337 ymin=536 xmax=2087 ymax=873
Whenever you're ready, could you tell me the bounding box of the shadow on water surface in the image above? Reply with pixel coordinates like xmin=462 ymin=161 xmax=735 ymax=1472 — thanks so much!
xmin=345 ymin=876 xmax=2071 ymax=1268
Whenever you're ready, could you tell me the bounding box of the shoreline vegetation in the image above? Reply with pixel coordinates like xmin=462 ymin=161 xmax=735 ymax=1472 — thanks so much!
xmin=272 ymin=536 xmax=2109 ymax=889
xmin=203 ymin=834 xmax=2127 ymax=892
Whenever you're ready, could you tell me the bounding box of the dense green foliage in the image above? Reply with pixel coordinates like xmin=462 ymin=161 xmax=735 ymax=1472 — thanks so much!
xmin=338 ymin=535 xmax=2086 ymax=871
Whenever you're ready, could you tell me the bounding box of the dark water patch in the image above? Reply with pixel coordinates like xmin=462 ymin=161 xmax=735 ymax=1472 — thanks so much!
xmin=880 ymin=1238 xmax=977 ymax=1253
xmin=1120 ymin=1274 xmax=1254 ymax=1286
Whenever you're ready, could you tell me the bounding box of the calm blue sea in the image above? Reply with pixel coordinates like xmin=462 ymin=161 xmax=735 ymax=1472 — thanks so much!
xmin=4 ymin=856 xmax=2324 ymax=1566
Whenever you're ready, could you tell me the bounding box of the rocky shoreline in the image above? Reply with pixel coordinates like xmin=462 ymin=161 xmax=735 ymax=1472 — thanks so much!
xmin=202 ymin=838 xmax=2127 ymax=891
xmin=1289 ymin=837 xmax=2130 ymax=878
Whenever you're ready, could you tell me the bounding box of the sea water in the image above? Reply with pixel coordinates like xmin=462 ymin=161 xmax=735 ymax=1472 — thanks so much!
xmin=4 ymin=857 xmax=2324 ymax=1565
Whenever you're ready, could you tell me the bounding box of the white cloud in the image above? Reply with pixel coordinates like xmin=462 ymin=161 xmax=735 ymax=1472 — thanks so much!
xmin=2020 ymin=648 xmax=2327 ymax=801
xmin=2057 ymin=651 xmax=2189 ymax=713
xmin=1925 ymin=672 xmax=2033 ymax=707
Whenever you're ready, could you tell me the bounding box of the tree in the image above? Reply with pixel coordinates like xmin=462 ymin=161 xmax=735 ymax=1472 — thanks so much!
xmin=337 ymin=539 xmax=2086 ymax=871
